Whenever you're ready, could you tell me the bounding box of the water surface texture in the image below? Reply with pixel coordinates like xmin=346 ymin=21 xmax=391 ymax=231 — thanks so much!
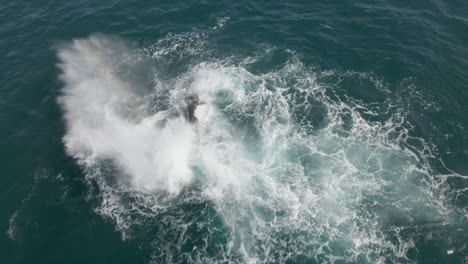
xmin=1 ymin=1 xmax=468 ymax=263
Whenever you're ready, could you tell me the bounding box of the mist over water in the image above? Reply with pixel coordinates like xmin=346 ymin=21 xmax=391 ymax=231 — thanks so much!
xmin=56 ymin=34 xmax=466 ymax=263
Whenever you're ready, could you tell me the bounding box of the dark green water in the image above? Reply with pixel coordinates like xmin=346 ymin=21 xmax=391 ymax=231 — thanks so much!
xmin=1 ymin=1 xmax=467 ymax=263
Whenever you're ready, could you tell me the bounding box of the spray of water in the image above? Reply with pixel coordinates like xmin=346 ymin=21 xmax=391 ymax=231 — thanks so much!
xmin=58 ymin=34 xmax=466 ymax=263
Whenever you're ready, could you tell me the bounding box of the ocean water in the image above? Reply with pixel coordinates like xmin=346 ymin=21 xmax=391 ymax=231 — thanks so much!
xmin=1 ymin=1 xmax=468 ymax=263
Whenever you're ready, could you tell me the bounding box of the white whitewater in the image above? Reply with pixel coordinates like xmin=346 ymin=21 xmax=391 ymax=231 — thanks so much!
xmin=58 ymin=34 xmax=463 ymax=263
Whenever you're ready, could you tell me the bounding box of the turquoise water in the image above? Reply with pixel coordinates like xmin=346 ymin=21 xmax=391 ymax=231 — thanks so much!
xmin=1 ymin=1 xmax=467 ymax=263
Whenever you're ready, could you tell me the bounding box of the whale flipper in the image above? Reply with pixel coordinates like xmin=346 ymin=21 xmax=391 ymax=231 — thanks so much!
xmin=185 ymin=94 xmax=200 ymax=123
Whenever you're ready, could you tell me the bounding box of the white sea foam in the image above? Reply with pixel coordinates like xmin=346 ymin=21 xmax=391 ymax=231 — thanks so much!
xmin=58 ymin=34 xmax=465 ymax=263
xmin=7 ymin=210 xmax=18 ymax=240
xmin=212 ymin=17 xmax=230 ymax=29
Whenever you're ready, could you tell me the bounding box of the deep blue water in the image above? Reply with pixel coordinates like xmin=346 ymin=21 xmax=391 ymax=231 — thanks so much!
xmin=1 ymin=1 xmax=467 ymax=263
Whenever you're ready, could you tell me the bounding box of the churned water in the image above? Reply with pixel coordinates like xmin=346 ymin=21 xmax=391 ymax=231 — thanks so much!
xmin=1 ymin=1 xmax=467 ymax=263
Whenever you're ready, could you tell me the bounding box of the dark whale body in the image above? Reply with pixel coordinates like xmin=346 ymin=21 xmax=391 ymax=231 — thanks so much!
xmin=185 ymin=95 xmax=200 ymax=123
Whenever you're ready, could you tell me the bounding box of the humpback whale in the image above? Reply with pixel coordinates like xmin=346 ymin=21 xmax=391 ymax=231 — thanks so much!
xmin=185 ymin=94 xmax=201 ymax=123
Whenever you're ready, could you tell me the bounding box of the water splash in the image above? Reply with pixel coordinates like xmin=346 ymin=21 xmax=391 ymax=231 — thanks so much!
xmin=58 ymin=34 xmax=466 ymax=263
